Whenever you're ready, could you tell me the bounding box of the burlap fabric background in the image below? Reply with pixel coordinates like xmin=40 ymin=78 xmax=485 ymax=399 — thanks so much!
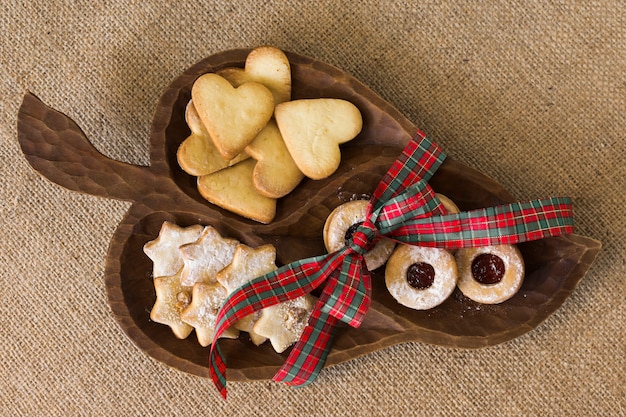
xmin=1 ymin=1 xmax=624 ymax=416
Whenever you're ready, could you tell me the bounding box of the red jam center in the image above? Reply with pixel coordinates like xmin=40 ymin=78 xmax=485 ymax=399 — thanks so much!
xmin=344 ymin=221 xmax=364 ymax=246
xmin=471 ymin=253 xmax=505 ymax=285
xmin=406 ymin=262 xmax=435 ymax=289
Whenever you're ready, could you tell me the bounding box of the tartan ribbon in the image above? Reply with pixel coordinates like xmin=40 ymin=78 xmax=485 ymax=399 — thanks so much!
xmin=208 ymin=131 xmax=574 ymax=398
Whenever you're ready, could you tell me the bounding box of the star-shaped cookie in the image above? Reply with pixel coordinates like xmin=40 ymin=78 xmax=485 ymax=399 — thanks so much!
xmin=180 ymin=282 xmax=239 ymax=347
xmin=179 ymin=226 xmax=239 ymax=287
xmin=143 ymin=221 xmax=205 ymax=278
xmin=150 ymin=270 xmax=194 ymax=339
xmin=216 ymin=243 xmax=277 ymax=293
xmin=253 ymin=294 xmax=316 ymax=353
xmin=216 ymin=243 xmax=277 ymax=345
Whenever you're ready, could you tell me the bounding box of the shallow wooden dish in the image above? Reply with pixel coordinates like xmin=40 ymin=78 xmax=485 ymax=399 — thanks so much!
xmin=17 ymin=49 xmax=601 ymax=381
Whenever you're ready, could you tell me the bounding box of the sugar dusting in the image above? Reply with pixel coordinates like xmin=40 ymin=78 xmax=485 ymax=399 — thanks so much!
xmin=456 ymin=245 xmax=524 ymax=304
xmin=388 ymin=246 xmax=457 ymax=310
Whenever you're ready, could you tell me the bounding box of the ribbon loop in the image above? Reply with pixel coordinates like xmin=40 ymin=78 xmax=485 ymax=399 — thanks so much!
xmin=376 ymin=180 xmax=445 ymax=234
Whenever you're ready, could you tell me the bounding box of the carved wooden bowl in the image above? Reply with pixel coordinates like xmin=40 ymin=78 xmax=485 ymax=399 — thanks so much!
xmin=17 ymin=49 xmax=601 ymax=382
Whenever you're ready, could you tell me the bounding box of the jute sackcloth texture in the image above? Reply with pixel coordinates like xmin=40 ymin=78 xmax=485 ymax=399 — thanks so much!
xmin=1 ymin=1 xmax=624 ymax=416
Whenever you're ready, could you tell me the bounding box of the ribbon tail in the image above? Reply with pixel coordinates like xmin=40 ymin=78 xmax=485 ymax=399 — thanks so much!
xmin=320 ymin=255 xmax=371 ymax=328
xmin=275 ymin=254 xmax=373 ymax=386
xmin=209 ymin=251 xmax=344 ymax=398
xmin=209 ymin=339 xmax=228 ymax=399
xmin=273 ymin=290 xmax=339 ymax=386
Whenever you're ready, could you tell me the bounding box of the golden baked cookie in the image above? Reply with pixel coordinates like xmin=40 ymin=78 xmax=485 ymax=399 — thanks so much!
xmin=176 ymin=100 xmax=249 ymax=177
xmin=244 ymin=119 xmax=304 ymax=198
xmin=180 ymin=282 xmax=240 ymax=347
xmin=142 ymin=221 xmax=205 ymax=278
xmin=150 ymin=270 xmax=194 ymax=339
xmin=191 ymin=73 xmax=274 ymax=159
xmin=196 ymin=158 xmax=277 ymax=224
xmin=436 ymin=193 xmax=460 ymax=214
xmin=178 ymin=226 xmax=239 ymax=287
xmin=385 ymin=244 xmax=458 ymax=310
xmin=253 ymin=294 xmax=316 ymax=353
xmin=323 ymin=200 xmax=395 ymax=270
xmin=275 ymin=98 xmax=362 ymax=180
xmin=455 ymin=244 xmax=525 ymax=304
xmin=217 ymin=45 xmax=291 ymax=105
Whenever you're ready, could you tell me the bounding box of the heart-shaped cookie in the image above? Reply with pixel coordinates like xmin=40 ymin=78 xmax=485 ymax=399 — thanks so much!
xmin=244 ymin=119 xmax=304 ymax=198
xmin=192 ymin=73 xmax=274 ymax=160
xmin=275 ymin=98 xmax=362 ymax=180
xmin=196 ymin=158 xmax=277 ymax=224
xmin=217 ymin=45 xmax=291 ymax=105
xmin=176 ymin=100 xmax=249 ymax=176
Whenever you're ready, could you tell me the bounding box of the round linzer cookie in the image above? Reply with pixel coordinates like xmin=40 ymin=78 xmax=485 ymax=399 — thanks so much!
xmin=323 ymin=200 xmax=395 ymax=270
xmin=455 ymin=244 xmax=525 ymax=304
xmin=385 ymin=244 xmax=458 ymax=310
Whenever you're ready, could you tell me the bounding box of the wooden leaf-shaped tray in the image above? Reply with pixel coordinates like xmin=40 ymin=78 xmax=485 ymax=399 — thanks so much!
xmin=17 ymin=49 xmax=601 ymax=381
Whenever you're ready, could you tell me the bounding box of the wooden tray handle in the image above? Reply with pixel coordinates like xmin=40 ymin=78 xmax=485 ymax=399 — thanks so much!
xmin=18 ymin=93 xmax=155 ymax=202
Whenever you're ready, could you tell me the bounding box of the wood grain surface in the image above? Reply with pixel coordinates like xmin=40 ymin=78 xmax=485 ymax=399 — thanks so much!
xmin=17 ymin=49 xmax=601 ymax=382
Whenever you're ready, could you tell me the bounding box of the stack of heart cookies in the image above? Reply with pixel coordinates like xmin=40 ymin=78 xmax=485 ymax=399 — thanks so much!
xmin=176 ymin=46 xmax=363 ymax=223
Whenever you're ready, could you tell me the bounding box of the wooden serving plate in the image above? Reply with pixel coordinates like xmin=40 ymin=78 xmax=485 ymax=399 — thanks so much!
xmin=17 ymin=49 xmax=601 ymax=382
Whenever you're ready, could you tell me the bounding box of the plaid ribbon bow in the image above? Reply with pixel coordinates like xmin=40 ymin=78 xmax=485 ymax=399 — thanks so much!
xmin=208 ymin=131 xmax=574 ymax=399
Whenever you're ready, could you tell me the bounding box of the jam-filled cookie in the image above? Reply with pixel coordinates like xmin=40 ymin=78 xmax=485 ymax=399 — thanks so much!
xmin=455 ymin=244 xmax=525 ymax=304
xmin=385 ymin=244 xmax=458 ymax=310
xmin=323 ymin=200 xmax=395 ymax=270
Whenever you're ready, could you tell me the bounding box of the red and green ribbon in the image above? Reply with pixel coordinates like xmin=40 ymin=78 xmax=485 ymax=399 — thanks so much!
xmin=208 ymin=131 xmax=574 ymax=398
